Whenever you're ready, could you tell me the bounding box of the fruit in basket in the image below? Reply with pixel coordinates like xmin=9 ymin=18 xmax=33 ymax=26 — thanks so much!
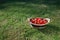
xmin=30 ymin=19 xmax=35 ymax=23
xmin=30 ymin=18 xmax=48 ymax=24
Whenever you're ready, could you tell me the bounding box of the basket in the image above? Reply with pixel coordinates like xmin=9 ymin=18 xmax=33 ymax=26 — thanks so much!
xmin=28 ymin=18 xmax=50 ymax=29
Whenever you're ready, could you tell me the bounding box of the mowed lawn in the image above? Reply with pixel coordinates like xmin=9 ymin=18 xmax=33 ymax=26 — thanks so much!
xmin=0 ymin=2 xmax=60 ymax=40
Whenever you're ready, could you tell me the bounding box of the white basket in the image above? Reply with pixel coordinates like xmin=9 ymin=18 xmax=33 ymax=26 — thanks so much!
xmin=28 ymin=18 xmax=50 ymax=26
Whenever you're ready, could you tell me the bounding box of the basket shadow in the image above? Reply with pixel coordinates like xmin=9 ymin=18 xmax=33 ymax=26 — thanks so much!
xmin=37 ymin=24 xmax=60 ymax=35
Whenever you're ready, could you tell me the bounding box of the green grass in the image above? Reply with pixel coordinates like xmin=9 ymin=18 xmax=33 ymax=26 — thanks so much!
xmin=0 ymin=2 xmax=60 ymax=40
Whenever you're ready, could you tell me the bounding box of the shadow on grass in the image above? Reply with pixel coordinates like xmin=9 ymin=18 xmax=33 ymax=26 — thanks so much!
xmin=0 ymin=0 xmax=60 ymax=4
xmin=0 ymin=2 xmax=7 ymax=9
xmin=0 ymin=0 xmax=60 ymax=10
xmin=0 ymin=5 xmax=6 ymax=9
xmin=38 ymin=24 xmax=60 ymax=35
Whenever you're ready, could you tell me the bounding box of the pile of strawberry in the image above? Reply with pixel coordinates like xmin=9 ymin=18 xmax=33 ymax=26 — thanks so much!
xmin=30 ymin=18 xmax=48 ymax=24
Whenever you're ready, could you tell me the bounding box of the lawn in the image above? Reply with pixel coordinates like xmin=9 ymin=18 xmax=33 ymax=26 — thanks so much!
xmin=0 ymin=1 xmax=60 ymax=40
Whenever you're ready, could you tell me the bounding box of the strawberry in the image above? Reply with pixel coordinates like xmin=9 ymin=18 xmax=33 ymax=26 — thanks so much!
xmin=43 ymin=19 xmax=48 ymax=24
xmin=34 ymin=18 xmax=41 ymax=24
xmin=36 ymin=18 xmax=41 ymax=21
xmin=30 ymin=18 xmax=48 ymax=24
xmin=36 ymin=20 xmax=40 ymax=24
xmin=44 ymin=20 xmax=48 ymax=23
xmin=39 ymin=20 xmax=43 ymax=24
xmin=30 ymin=19 xmax=35 ymax=24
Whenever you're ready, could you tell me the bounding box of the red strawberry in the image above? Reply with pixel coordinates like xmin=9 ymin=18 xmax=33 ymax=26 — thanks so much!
xmin=39 ymin=20 xmax=43 ymax=24
xmin=36 ymin=18 xmax=41 ymax=21
xmin=43 ymin=19 xmax=48 ymax=24
xmin=36 ymin=20 xmax=40 ymax=24
xmin=30 ymin=18 xmax=48 ymax=24
xmin=30 ymin=19 xmax=36 ymax=24
xmin=34 ymin=18 xmax=41 ymax=24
